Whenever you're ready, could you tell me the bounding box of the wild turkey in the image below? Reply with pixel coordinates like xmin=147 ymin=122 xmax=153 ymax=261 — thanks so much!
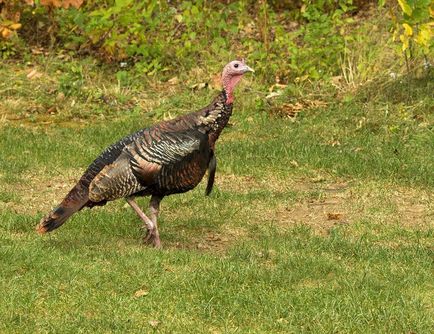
xmin=37 ymin=59 xmax=254 ymax=247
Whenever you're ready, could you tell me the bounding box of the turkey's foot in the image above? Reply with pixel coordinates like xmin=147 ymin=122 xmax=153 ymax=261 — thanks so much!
xmin=147 ymin=195 xmax=162 ymax=249
xmin=142 ymin=226 xmax=161 ymax=248
xmin=127 ymin=196 xmax=161 ymax=248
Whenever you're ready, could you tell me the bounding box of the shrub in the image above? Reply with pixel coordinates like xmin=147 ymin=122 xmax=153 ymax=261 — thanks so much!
xmin=3 ymin=0 xmax=430 ymax=82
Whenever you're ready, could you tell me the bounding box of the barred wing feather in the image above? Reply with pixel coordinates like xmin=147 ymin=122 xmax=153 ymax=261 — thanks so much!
xmin=88 ymin=128 xmax=209 ymax=201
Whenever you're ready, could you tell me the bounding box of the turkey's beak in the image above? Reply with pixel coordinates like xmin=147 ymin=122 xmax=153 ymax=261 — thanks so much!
xmin=243 ymin=65 xmax=254 ymax=73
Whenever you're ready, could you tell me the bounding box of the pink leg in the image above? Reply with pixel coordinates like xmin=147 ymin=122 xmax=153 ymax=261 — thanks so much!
xmin=148 ymin=196 xmax=162 ymax=248
xmin=126 ymin=197 xmax=161 ymax=248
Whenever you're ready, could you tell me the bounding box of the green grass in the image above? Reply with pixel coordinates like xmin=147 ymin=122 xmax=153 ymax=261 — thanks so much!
xmin=1 ymin=217 xmax=433 ymax=333
xmin=0 ymin=57 xmax=433 ymax=333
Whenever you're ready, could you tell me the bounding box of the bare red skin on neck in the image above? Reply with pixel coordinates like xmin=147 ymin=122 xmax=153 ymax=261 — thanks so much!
xmin=222 ymin=74 xmax=243 ymax=104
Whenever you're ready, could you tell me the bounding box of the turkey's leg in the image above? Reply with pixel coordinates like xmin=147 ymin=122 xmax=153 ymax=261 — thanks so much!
xmin=148 ymin=196 xmax=162 ymax=248
xmin=126 ymin=197 xmax=159 ymax=248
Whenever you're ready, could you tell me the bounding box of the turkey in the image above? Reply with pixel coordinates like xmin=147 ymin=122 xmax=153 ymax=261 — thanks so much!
xmin=37 ymin=59 xmax=254 ymax=247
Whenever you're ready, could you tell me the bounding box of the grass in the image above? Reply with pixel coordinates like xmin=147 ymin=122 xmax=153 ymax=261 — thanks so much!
xmin=0 ymin=54 xmax=433 ymax=333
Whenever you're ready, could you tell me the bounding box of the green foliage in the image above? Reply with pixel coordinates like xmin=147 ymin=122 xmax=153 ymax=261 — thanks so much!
xmin=383 ymin=0 xmax=434 ymax=65
xmin=1 ymin=0 xmax=375 ymax=81
xmin=59 ymin=62 xmax=84 ymax=96
xmin=1 ymin=1 xmax=432 ymax=81
xmin=287 ymin=0 xmax=356 ymax=79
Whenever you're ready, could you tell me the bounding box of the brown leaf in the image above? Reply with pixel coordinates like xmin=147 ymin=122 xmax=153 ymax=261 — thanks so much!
xmin=306 ymin=99 xmax=327 ymax=108
xmin=9 ymin=23 xmax=22 ymax=30
xmin=167 ymin=77 xmax=179 ymax=85
xmin=271 ymin=103 xmax=303 ymax=119
xmin=40 ymin=0 xmax=61 ymax=7
xmin=47 ymin=106 xmax=57 ymax=114
xmin=327 ymin=213 xmax=344 ymax=220
xmin=63 ymin=0 xmax=84 ymax=8
xmin=27 ymin=69 xmax=42 ymax=80
xmin=40 ymin=0 xmax=83 ymax=8
xmin=31 ymin=47 xmax=44 ymax=55
xmin=1 ymin=28 xmax=12 ymax=39
xmin=133 ymin=289 xmax=149 ymax=298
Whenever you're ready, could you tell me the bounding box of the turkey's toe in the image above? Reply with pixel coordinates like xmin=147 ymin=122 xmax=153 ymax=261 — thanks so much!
xmin=142 ymin=228 xmax=153 ymax=243
xmin=142 ymin=228 xmax=161 ymax=248
xmin=153 ymin=238 xmax=162 ymax=249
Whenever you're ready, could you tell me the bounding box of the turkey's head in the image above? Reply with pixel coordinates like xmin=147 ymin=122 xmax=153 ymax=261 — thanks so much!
xmin=222 ymin=59 xmax=254 ymax=104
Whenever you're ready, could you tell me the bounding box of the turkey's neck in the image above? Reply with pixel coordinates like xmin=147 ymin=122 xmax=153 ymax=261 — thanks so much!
xmin=197 ymin=91 xmax=233 ymax=147
xmin=223 ymin=74 xmax=242 ymax=104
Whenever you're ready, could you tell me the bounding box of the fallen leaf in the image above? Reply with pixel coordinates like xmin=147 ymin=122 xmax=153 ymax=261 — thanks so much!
xmin=328 ymin=140 xmax=341 ymax=147
xmin=265 ymin=91 xmax=282 ymax=99
xmin=31 ymin=47 xmax=44 ymax=55
xmin=149 ymin=320 xmax=160 ymax=328
xmin=40 ymin=0 xmax=61 ymax=7
xmin=27 ymin=69 xmax=41 ymax=79
xmin=40 ymin=0 xmax=83 ymax=8
xmin=190 ymin=82 xmax=208 ymax=90
xmin=47 ymin=106 xmax=57 ymax=114
xmin=1 ymin=28 xmax=12 ymax=39
xmin=9 ymin=23 xmax=22 ymax=30
xmin=327 ymin=213 xmax=343 ymax=220
xmin=134 ymin=289 xmax=149 ymax=298
xmin=167 ymin=77 xmax=179 ymax=85
xmin=271 ymin=103 xmax=303 ymax=119
xmin=306 ymin=99 xmax=327 ymax=108
xmin=268 ymin=83 xmax=287 ymax=92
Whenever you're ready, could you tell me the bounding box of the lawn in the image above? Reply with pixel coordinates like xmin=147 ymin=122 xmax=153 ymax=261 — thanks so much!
xmin=0 ymin=58 xmax=433 ymax=333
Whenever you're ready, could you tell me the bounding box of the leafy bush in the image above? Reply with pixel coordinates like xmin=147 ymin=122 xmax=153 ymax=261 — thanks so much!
xmin=384 ymin=0 xmax=433 ymax=69
xmin=1 ymin=1 xmax=431 ymax=81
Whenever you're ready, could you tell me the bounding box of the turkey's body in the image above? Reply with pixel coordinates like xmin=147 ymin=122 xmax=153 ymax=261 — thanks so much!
xmin=38 ymin=59 xmax=253 ymax=247
xmin=87 ymin=91 xmax=230 ymax=201
xmin=37 ymin=91 xmax=232 ymax=242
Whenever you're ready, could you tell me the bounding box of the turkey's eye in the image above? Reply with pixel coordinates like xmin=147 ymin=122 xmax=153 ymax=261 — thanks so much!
xmin=234 ymin=64 xmax=239 ymax=68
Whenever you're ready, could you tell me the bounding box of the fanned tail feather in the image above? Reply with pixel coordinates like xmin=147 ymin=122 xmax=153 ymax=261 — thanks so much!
xmin=37 ymin=184 xmax=88 ymax=234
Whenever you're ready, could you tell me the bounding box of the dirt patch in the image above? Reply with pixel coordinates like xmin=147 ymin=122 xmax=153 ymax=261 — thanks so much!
xmin=168 ymin=230 xmax=241 ymax=254
xmin=274 ymin=199 xmax=351 ymax=236
xmin=215 ymin=173 xmax=260 ymax=194
xmin=273 ymin=181 xmax=434 ymax=234
xmin=165 ymin=174 xmax=433 ymax=252
xmin=2 ymin=166 xmax=432 ymax=252
xmin=215 ymin=172 xmax=312 ymax=194
xmin=212 ymin=173 xmax=433 ymax=235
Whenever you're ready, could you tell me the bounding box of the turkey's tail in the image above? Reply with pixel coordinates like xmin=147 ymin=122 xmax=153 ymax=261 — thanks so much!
xmin=37 ymin=183 xmax=88 ymax=234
